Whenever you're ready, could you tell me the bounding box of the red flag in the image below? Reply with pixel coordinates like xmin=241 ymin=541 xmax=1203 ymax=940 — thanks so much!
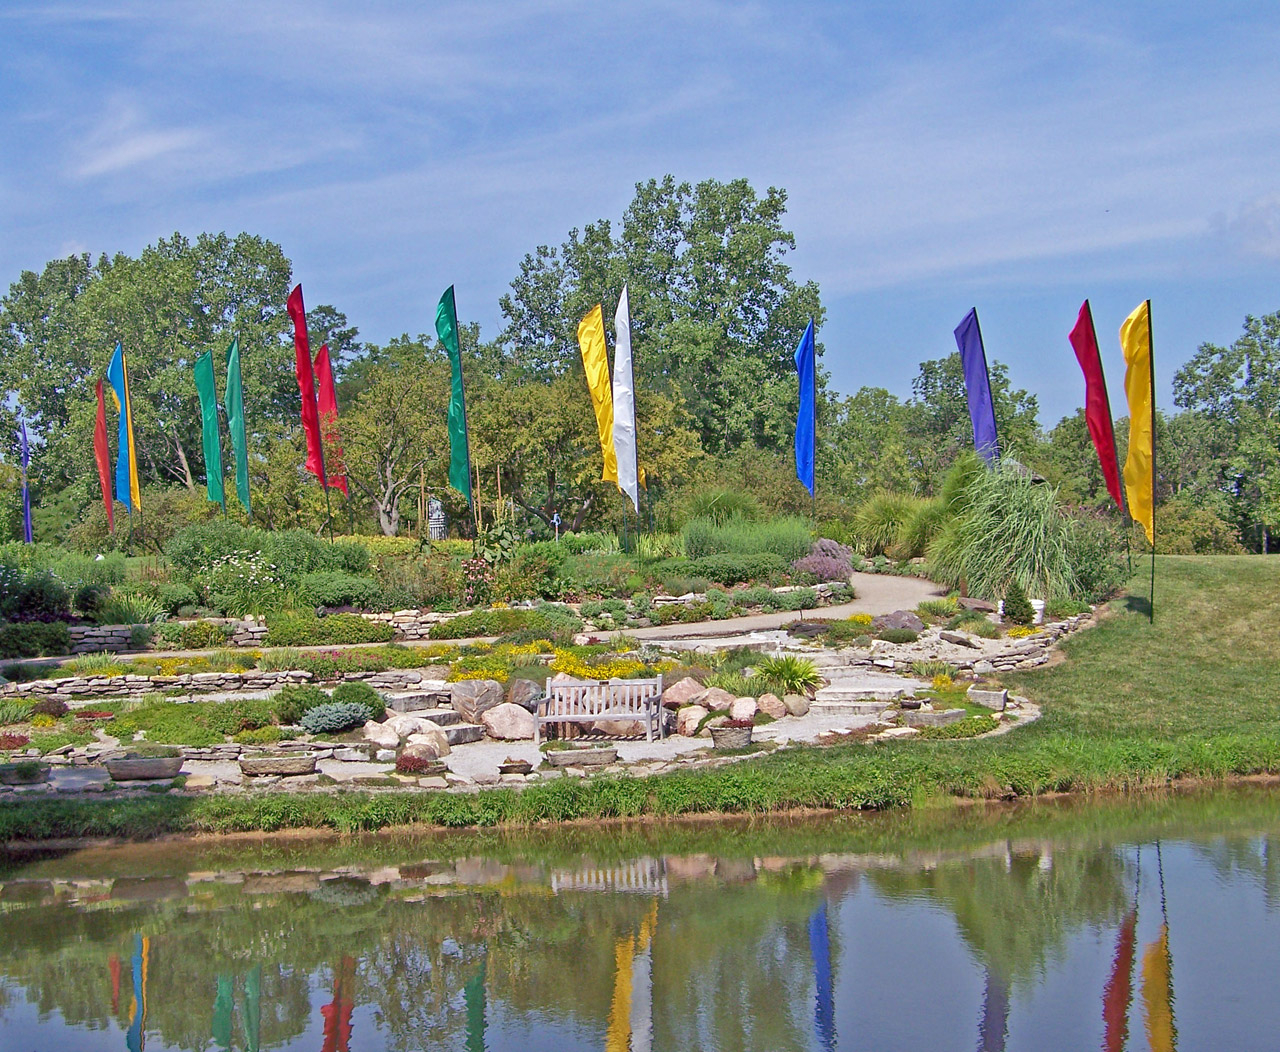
xmin=287 ymin=283 xmax=325 ymax=480
xmin=94 ymin=380 xmax=115 ymax=533
xmin=1069 ymin=300 xmax=1125 ymax=510
xmin=314 ymin=344 xmax=348 ymax=496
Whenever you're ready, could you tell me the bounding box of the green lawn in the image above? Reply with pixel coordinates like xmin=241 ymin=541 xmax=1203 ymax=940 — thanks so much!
xmin=4 ymin=556 xmax=1280 ymax=841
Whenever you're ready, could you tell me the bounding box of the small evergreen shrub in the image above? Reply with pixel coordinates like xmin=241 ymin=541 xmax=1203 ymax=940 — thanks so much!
xmin=1003 ymin=579 xmax=1034 ymax=626
xmin=271 ymin=684 xmax=331 ymax=725
xmin=0 ymin=621 xmax=70 ymax=659
xmin=330 ymin=681 xmax=386 ymax=722
xmin=877 ymin=628 xmax=919 ymax=644
xmin=299 ymin=571 xmax=381 ymax=610
xmin=300 ymin=702 xmax=369 ymax=735
xmin=179 ymin=621 xmax=234 ymax=650
xmin=264 ymin=613 xmax=394 ymax=647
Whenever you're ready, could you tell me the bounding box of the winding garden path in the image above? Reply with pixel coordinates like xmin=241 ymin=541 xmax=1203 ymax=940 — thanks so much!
xmin=624 ymin=572 xmax=944 ymax=642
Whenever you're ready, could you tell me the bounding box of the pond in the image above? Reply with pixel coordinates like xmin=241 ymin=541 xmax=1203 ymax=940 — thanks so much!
xmin=2 ymin=788 xmax=1278 ymax=1051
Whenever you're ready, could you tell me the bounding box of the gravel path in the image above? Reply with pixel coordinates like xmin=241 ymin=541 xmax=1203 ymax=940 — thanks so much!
xmin=624 ymin=572 xmax=943 ymax=643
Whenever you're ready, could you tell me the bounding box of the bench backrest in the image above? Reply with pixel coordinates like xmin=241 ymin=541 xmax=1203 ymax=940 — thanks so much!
xmin=543 ymin=676 xmax=663 ymax=718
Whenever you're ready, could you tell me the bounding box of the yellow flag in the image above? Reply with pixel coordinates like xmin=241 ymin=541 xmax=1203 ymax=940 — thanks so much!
xmin=1120 ymin=301 xmax=1154 ymax=544
xmin=578 ymin=304 xmax=618 ymax=483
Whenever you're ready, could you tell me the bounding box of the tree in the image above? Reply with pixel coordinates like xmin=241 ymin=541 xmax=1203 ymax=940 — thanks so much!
xmin=497 ymin=176 xmax=825 ymax=454
xmin=342 ymin=345 xmax=452 ymax=536
xmin=905 ymin=354 xmax=1041 ymax=489
xmin=1174 ymin=311 xmax=1280 ymax=550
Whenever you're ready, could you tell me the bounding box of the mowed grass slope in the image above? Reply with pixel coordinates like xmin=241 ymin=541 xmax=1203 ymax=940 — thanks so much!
xmin=1007 ymin=555 xmax=1280 ymax=740
xmin=5 ymin=556 xmax=1280 ymax=841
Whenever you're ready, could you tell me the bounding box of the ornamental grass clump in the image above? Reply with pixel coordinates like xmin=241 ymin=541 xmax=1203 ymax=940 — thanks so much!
xmin=754 ymin=654 xmax=821 ymax=695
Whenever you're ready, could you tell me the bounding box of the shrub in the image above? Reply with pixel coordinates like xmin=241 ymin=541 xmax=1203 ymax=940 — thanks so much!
xmin=179 ymin=620 xmax=234 ymax=650
xmin=775 ymin=588 xmax=819 ymax=611
xmin=491 ymin=543 xmax=566 ymax=601
xmin=201 ymin=698 xmax=277 ymax=736
xmin=754 ymin=654 xmax=821 ymax=695
xmin=234 ymin=725 xmax=284 ymax=744
xmin=264 ymin=613 xmax=395 ymax=647
xmin=1147 ymin=496 xmax=1244 ymax=554
xmin=272 ymin=684 xmax=331 ymax=725
xmin=156 ymin=583 xmax=199 ymax=614
xmin=791 ymin=538 xmax=855 ymax=582
xmin=396 ymin=753 xmax=440 ymax=774
xmin=0 ymin=732 xmax=30 ymax=750
xmin=74 ymin=583 xmax=111 ymax=617
xmin=1002 ymin=578 xmax=1034 ymax=626
xmin=687 ymin=552 xmax=788 ymax=586
xmin=299 ymin=571 xmax=382 ymax=610
xmin=300 ymin=702 xmax=369 ymax=734
xmin=260 ymin=529 xmax=340 ymax=585
xmin=165 ymin=520 xmax=261 ymax=582
xmin=31 ymin=697 xmax=69 ymax=719
xmin=429 ymin=607 xmax=580 ymax=641
xmin=1066 ymin=514 xmax=1128 ymax=603
xmin=0 ymin=662 xmax=44 ymax=683
xmin=330 ymin=681 xmax=387 ymax=722
xmin=1046 ymin=598 xmax=1091 ymax=619
xmin=330 ymin=540 xmax=372 ymax=575
xmin=560 ymin=531 xmax=620 ymax=555
xmin=877 ymin=628 xmax=919 ymax=644
xmin=0 ymin=622 xmax=70 ymax=659
xmin=0 ymin=566 xmax=72 ymax=622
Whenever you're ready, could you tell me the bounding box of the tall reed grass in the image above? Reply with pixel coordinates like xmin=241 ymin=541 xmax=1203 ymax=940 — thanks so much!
xmin=682 ymin=516 xmax=811 ymax=562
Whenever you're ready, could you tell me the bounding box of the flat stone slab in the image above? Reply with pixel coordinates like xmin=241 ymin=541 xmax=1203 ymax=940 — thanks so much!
xmin=809 ymin=700 xmax=892 ymax=717
xmin=239 ymin=755 xmax=317 ymax=777
xmin=546 ymin=747 xmax=617 ymax=767
xmin=901 ymin=708 xmax=967 ymax=728
xmin=47 ymin=767 xmax=111 ymax=792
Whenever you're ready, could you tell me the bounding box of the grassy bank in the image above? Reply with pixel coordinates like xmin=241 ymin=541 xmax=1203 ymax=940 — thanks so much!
xmin=3 ymin=556 xmax=1278 ymax=841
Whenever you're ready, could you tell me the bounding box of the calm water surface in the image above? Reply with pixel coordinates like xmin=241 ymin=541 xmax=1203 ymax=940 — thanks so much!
xmin=2 ymin=789 xmax=1279 ymax=1051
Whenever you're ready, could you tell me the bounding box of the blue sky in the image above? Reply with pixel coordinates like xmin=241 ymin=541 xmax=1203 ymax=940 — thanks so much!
xmin=4 ymin=1 xmax=1280 ymax=426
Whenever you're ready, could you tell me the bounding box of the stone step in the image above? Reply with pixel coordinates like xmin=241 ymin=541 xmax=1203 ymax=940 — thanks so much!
xmin=411 ymin=708 xmax=462 ymax=727
xmin=385 ymin=690 xmax=451 ymax=713
xmin=443 ymin=723 xmax=486 ymax=746
xmin=815 ymin=685 xmax=909 ymax=702
xmin=810 ymin=700 xmax=892 ymax=718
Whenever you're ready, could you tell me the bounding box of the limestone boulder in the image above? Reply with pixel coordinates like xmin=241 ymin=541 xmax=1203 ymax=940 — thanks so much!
xmin=700 ymin=687 xmax=735 ymax=712
xmin=507 ymin=678 xmax=544 ymax=712
xmin=873 ymin=609 xmax=925 ymax=633
xmin=404 ymin=724 xmax=451 ymax=758
xmin=783 ymin=693 xmax=810 ymax=717
xmin=729 ymin=697 xmax=757 ymax=721
xmin=385 ymin=714 xmax=441 ymax=739
xmin=481 ymin=702 xmax=537 ymax=741
xmin=676 ymin=705 xmax=709 ymax=737
xmin=451 ymin=679 xmax=505 ymax=723
xmin=662 ymin=676 xmax=707 ymax=710
xmin=362 ymin=720 xmax=400 ymax=749
xmin=401 ymin=740 xmax=445 ymax=763
xmin=757 ymin=692 xmax=788 ymax=719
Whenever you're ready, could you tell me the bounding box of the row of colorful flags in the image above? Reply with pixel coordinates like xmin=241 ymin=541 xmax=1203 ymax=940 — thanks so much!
xmin=21 ymin=281 xmax=1155 ymax=549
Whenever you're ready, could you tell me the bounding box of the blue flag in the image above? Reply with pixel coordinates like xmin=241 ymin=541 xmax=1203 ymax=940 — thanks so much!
xmin=794 ymin=319 xmax=816 ymax=495
xmin=18 ymin=419 xmax=31 ymax=543
xmin=953 ymin=308 xmax=999 ymax=463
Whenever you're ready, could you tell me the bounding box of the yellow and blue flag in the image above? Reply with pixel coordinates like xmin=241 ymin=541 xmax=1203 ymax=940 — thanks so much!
xmin=105 ymin=343 xmax=141 ymax=513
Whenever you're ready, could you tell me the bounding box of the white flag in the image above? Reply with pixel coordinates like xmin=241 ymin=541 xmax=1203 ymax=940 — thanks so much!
xmin=612 ymin=285 xmax=640 ymax=512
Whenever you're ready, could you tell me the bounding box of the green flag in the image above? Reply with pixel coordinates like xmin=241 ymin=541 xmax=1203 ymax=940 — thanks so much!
xmin=194 ymin=349 xmax=226 ymax=509
xmin=223 ymin=338 xmax=252 ymax=515
xmin=435 ymin=286 xmax=473 ymax=505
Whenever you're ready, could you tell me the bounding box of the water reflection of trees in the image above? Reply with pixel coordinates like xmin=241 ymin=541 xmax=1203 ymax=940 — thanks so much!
xmin=1192 ymin=835 xmax=1280 ymax=908
xmin=868 ymin=843 xmax=1129 ymax=987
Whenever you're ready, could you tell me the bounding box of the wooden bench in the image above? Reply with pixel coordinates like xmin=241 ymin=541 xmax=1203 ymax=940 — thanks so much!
xmin=536 ymin=675 xmax=665 ymax=745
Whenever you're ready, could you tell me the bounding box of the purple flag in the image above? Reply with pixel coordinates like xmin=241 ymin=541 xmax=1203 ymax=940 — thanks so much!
xmin=18 ymin=420 xmax=32 ymax=543
xmin=953 ymin=308 xmax=1000 ymax=463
